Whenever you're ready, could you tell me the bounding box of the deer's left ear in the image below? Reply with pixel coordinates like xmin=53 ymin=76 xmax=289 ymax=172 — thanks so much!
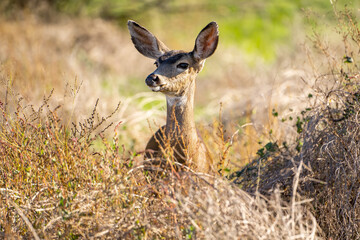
xmin=192 ymin=22 xmax=219 ymax=61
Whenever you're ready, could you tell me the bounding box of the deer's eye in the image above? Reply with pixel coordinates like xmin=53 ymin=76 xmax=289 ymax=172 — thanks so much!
xmin=154 ymin=62 xmax=159 ymax=68
xmin=177 ymin=63 xmax=189 ymax=70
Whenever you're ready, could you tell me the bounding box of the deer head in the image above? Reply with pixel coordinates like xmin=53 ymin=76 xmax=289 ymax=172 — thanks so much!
xmin=127 ymin=21 xmax=219 ymax=98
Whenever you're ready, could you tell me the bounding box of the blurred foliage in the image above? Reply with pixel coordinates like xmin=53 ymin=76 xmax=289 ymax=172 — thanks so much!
xmin=1 ymin=0 xmax=359 ymax=61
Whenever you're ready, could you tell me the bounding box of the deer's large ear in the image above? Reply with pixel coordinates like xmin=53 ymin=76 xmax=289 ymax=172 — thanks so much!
xmin=192 ymin=22 xmax=219 ymax=61
xmin=128 ymin=20 xmax=170 ymax=59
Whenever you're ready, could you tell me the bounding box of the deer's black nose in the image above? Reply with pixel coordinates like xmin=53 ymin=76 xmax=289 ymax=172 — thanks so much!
xmin=146 ymin=74 xmax=159 ymax=86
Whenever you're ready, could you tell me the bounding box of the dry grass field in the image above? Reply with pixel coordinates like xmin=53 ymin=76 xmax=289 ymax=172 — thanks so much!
xmin=0 ymin=3 xmax=360 ymax=239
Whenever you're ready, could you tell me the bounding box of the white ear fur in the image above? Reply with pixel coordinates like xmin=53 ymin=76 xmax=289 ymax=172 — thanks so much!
xmin=193 ymin=22 xmax=219 ymax=61
xmin=197 ymin=60 xmax=205 ymax=73
xmin=128 ymin=20 xmax=170 ymax=59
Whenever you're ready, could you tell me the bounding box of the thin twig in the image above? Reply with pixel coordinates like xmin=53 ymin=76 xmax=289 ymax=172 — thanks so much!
xmin=8 ymin=199 xmax=40 ymax=240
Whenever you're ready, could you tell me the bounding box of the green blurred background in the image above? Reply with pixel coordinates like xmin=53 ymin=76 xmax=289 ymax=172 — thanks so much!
xmin=2 ymin=0 xmax=359 ymax=62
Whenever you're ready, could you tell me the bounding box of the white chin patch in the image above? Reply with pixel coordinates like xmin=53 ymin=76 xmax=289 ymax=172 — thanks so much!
xmin=166 ymin=95 xmax=187 ymax=107
xmin=149 ymin=86 xmax=161 ymax=92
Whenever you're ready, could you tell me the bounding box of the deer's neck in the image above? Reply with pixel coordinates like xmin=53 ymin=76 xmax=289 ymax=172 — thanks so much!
xmin=165 ymin=81 xmax=196 ymax=139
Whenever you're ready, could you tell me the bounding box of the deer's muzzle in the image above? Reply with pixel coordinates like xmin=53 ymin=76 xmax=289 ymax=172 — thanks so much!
xmin=146 ymin=73 xmax=165 ymax=91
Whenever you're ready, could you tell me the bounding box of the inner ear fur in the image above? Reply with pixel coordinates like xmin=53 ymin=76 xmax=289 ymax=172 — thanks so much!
xmin=192 ymin=22 xmax=219 ymax=61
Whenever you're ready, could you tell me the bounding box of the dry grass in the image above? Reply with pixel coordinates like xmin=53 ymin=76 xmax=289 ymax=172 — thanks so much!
xmin=0 ymin=93 xmax=322 ymax=239
xmin=172 ymin=176 xmax=321 ymax=239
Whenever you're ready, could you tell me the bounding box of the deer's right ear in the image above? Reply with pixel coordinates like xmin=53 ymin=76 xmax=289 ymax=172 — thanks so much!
xmin=128 ymin=20 xmax=169 ymax=59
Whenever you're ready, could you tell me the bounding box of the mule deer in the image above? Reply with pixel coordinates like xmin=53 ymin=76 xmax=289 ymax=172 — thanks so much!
xmin=127 ymin=20 xmax=218 ymax=173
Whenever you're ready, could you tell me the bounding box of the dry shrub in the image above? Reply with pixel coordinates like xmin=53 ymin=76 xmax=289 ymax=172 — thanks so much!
xmin=233 ymin=8 xmax=360 ymax=240
xmin=300 ymin=82 xmax=360 ymax=239
xmin=171 ymin=175 xmax=321 ymax=240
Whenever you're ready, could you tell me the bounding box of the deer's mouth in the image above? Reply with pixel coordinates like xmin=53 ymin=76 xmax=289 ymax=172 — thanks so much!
xmin=149 ymin=84 xmax=166 ymax=92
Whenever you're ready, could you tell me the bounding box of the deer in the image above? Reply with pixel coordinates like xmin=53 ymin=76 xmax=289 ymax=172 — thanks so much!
xmin=127 ymin=20 xmax=219 ymax=173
